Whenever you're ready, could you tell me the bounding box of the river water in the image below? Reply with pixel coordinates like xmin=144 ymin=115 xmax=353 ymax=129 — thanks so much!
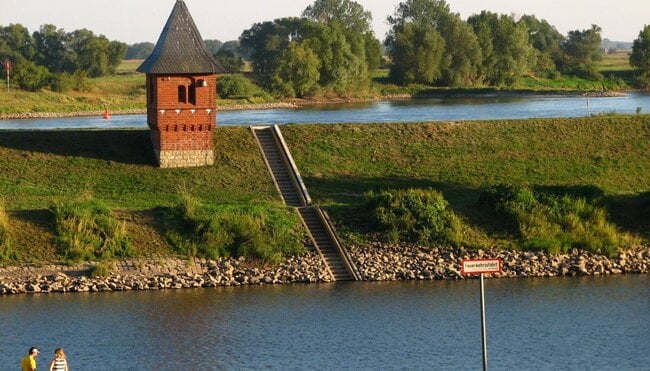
xmin=1 ymin=93 xmax=649 ymax=130
xmin=1 ymin=276 xmax=648 ymax=370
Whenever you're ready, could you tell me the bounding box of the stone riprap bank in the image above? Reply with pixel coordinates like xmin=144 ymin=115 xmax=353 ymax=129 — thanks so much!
xmin=351 ymin=244 xmax=650 ymax=281
xmin=1 ymin=246 xmax=649 ymax=295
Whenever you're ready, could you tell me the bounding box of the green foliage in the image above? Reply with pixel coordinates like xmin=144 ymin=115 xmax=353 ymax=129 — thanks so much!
xmin=125 ymin=42 xmax=154 ymax=60
xmin=630 ymin=24 xmax=650 ymax=88
xmin=48 ymin=72 xmax=73 ymax=93
xmin=214 ymin=49 xmax=244 ymax=73
xmin=12 ymin=60 xmax=51 ymax=91
xmin=217 ymin=74 xmax=271 ymax=100
xmin=51 ymin=198 xmax=133 ymax=262
xmin=241 ymin=0 xmax=379 ymax=96
xmin=387 ymin=22 xmax=446 ymax=84
xmin=364 ymin=189 xmax=465 ymax=247
xmin=468 ymin=11 xmax=534 ymax=85
xmin=386 ymin=0 xmax=482 ymax=86
xmin=271 ymin=42 xmax=321 ymax=97
xmin=163 ymin=195 xmax=306 ymax=264
xmin=89 ymin=262 xmax=112 ymax=278
xmin=0 ymin=202 xmax=18 ymax=263
xmin=558 ymin=25 xmax=603 ymax=79
xmin=482 ymin=185 xmax=636 ymax=256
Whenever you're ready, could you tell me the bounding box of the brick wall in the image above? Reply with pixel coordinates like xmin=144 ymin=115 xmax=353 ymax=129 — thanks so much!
xmin=146 ymin=73 xmax=217 ymax=167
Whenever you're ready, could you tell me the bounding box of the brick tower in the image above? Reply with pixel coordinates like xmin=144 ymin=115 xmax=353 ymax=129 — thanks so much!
xmin=137 ymin=0 xmax=224 ymax=168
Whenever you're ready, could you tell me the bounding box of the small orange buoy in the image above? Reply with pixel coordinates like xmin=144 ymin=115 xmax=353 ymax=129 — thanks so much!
xmin=103 ymin=108 xmax=111 ymax=120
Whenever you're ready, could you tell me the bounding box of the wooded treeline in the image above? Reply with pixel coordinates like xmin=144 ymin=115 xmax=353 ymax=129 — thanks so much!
xmin=2 ymin=0 xmax=650 ymax=95
xmin=0 ymin=24 xmax=126 ymax=91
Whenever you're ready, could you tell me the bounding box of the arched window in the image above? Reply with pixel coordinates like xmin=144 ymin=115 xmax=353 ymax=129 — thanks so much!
xmin=178 ymin=85 xmax=186 ymax=103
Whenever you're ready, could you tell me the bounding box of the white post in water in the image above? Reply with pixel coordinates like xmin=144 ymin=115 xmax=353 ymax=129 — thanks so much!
xmin=462 ymin=258 xmax=502 ymax=371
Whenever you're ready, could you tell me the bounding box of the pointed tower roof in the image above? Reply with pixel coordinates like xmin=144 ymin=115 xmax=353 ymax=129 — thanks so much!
xmin=137 ymin=0 xmax=224 ymax=74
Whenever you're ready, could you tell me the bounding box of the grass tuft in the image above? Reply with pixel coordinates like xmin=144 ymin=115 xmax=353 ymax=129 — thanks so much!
xmin=0 ymin=201 xmax=18 ymax=263
xmin=51 ymin=198 xmax=133 ymax=262
xmin=163 ymin=194 xmax=306 ymax=264
xmin=482 ymin=185 xmax=638 ymax=256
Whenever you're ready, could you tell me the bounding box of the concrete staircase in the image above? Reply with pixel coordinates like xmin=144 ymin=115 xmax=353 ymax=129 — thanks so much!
xmin=252 ymin=126 xmax=361 ymax=281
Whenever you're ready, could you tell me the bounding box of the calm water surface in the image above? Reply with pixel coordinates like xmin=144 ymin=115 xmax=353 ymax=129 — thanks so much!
xmin=1 ymin=93 xmax=649 ymax=130
xmin=1 ymin=276 xmax=648 ymax=370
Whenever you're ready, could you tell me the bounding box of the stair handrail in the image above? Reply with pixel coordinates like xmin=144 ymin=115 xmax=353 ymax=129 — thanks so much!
xmin=315 ymin=207 xmax=363 ymax=281
xmin=271 ymin=125 xmax=312 ymax=205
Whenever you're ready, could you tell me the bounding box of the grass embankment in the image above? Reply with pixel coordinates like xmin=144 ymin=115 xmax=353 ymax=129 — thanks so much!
xmin=281 ymin=116 xmax=650 ymax=245
xmin=0 ymin=116 xmax=648 ymax=264
xmin=0 ymin=54 xmax=639 ymax=116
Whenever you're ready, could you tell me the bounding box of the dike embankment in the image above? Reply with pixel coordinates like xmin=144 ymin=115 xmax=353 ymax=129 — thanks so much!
xmin=1 ymin=245 xmax=648 ymax=295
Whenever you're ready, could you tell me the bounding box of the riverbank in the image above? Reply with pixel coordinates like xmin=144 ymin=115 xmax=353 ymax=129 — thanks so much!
xmin=1 ymin=245 xmax=648 ymax=295
xmin=0 ymin=90 xmax=631 ymax=120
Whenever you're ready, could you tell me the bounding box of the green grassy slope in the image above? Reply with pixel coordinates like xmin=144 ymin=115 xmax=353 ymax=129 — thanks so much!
xmin=0 ymin=117 xmax=648 ymax=262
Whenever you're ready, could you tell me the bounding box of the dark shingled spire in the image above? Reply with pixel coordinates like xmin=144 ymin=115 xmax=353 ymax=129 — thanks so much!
xmin=137 ymin=0 xmax=224 ymax=74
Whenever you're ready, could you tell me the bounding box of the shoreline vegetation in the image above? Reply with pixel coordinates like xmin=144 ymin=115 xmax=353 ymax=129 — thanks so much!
xmin=1 ymin=117 xmax=649 ymax=295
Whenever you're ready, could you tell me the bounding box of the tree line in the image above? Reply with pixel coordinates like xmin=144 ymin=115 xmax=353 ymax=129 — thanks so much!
xmin=0 ymin=24 xmax=126 ymax=91
xmin=237 ymin=0 xmax=650 ymax=97
xmin=2 ymin=0 xmax=650 ymax=95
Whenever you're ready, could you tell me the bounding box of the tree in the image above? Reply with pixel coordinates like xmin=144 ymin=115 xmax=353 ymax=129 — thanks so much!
xmin=125 ymin=42 xmax=154 ymax=59
xmin=303 ymin=0 xmax=379 ymax=85
xmin=630 ymin=25 xmax=650 ymax=87
xmin=518 ymin=15 xmax=564 ymax=75
xmin=203 ymin=39 xmax=223 ymax=55
xmin=468 ymin=11 xmax=533 ymax=85
xmin=271 ymin=42 xmax=321 ymax=97
xmin=214 ymin=49 xmax=244 ymax=73
xmin=0 ymin=24 xmax=36 ymax=61
xmin=240 ymin=17 xmax=310 ymax=88
xmin=386 ymin=0 xmax=481 ymax=86
xmin=388 ymin=22 xmax=445 ymax=84
xmin=303 ymin=0 xmax=371 ymax=34
xmin=558 ymin=24 xmax=602 ymax=79
xmin=32 ymin=24 xmax=73 ymax=73
xmin=438 ymin=15 xmax=482 ymax=86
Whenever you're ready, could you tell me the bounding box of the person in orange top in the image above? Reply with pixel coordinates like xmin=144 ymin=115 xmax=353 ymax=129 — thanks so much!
xmin=21 ymin=347 xmax=39 ymax=371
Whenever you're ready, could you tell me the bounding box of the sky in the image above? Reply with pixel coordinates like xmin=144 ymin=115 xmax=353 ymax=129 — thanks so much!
xmin=1 ymin=0 xmax=648 ymax=45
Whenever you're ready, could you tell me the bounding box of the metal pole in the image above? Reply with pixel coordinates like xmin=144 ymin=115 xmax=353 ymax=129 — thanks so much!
xmin=480 ymin=273 xmax=488 ymax=371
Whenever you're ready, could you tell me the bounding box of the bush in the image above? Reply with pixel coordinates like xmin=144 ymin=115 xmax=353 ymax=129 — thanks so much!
xmin=364 ymin=189 xmax=465 ymax=247
xmin=482 ymin=185 xmax=636 ymax=256
xmin=13 ymin=60 xmax=51 ymax=91
xmin=51 ymin=198 xmax=133 ymax=262
xmin=163 ymin=195 xmax=306 ymax=264
xmin=0 ymin=202 xmax=18 ymax=263
xmin=217 ymin=74 xmax=271 ymax=100
xmin=49 ymin=72 xmax=74 ymax=93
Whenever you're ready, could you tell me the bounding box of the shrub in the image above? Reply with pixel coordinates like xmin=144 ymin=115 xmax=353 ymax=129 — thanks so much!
xmin=49 ymin=72 xmax=74 ymax=93
xmin=364 ymin=188 xmax=465 ymax=247
xmin=163 ymin=195 xmax=306 ymax=264
xmin=482 ymin=185 xmax=636 ymax=256
xmin=51 ymin=199 xmax=133 ymax=262
xmin=13 ymin=60 xmax=51 ymax=91
xmin=0 ymin=202 xmax=18 ymax=263
xmin=217 ymin=74 xmax=271 ymax=100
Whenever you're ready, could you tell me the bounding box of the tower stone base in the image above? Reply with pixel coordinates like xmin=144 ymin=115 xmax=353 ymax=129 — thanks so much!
xmin=155 ymin=149 xmax=214 ymax=168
